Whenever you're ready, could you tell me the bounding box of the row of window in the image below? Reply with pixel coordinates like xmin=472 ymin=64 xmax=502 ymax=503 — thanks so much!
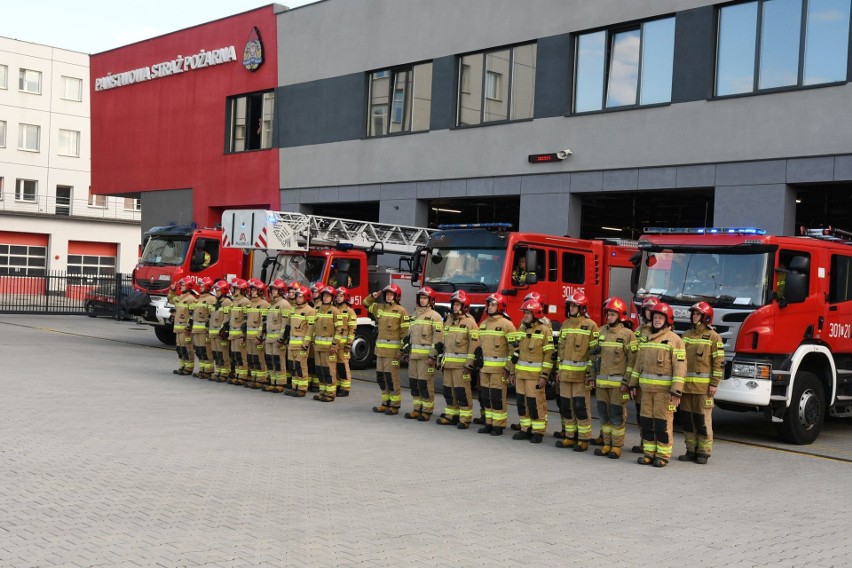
xmin=0 ymin=245 xmax=116 ymax=278
xmin=0 ymin=64 xmax=83 ymax=100
xmin=0 ymin=121 xmax=81 ymax=156
xmin=0 ymin=177 xmax=139 ymax=210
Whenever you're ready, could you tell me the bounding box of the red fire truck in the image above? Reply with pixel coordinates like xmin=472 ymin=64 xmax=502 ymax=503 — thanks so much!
xmin=632 ymin=226 xmax=852 ymax=444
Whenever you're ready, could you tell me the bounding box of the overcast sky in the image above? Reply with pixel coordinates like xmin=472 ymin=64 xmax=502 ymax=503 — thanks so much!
xmin=0 ymin=0 xmax=320 ymax=54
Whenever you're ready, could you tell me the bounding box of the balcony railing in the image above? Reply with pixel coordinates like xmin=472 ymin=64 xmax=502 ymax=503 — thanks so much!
xmin=0 ymin=194 xmax=141 ymax=222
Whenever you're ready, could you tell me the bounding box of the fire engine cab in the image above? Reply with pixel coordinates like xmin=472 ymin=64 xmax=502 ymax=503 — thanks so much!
xmin=633 ymin=226 xmax=852 ymax=444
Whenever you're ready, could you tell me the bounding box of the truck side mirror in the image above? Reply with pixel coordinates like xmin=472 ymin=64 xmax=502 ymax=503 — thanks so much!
xmin=525 ymin=272 xmax=538 ymax=285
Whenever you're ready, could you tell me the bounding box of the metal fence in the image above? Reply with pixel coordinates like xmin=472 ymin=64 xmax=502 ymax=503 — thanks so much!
xmin=0 ymin=272 xmax=134 ymax=317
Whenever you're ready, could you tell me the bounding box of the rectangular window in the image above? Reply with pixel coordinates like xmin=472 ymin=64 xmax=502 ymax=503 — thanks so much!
xmin=0 ymin=120 xmax=6 ymax=148
xmin=56 ymin=185 xmax=72 ymax=216
xmin=61 ymin=76 xmax=83 ymax=101
xmin=457 ymin=43 xmax=536 ymax=126
xmin=15 ymin=179 xmax=37 ymax=202
xmin=562 ymin=252 xmax=586 ymax=284
xmin=0 ymin=65 xmax=7 ymax=89
xmin=227 ymin=90 xmax=275 ymax=152
xmin=88 ymin=189 xmax=106 ymax=208
xmin=57 ymin=129 xmax=80 ymax=157
xmin=716 ymin=0 xmax=850 ymax=96
xmin=367 ymin=62 xmax=432 ymax=137
xmin=0 ymin=244 xmax=47 ymax=277
xmin=0 ymin=177 xmax=4 ymax=201
xmin=68 ymin=254 xmax=116 ymax=278
xmin=830 ymin=254 xmax=852 ymax=303
xmin=18 ymin=123 xmax=40 ymax=152
xmin=574 ymin=17 xmax=675 ymax=112
xmin=123 ymin=197 xmax=141 ymax=211
xmin=18 ymin=68 xmax=42 ymax=94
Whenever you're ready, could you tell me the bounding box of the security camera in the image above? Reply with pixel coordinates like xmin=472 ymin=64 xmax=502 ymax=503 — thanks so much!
xmin=556 ymin=149 xmax=573 ymax=160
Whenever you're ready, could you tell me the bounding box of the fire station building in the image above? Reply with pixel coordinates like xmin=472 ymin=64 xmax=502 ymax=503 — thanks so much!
xmin=91 ymin=0 xmax=852 ymax=239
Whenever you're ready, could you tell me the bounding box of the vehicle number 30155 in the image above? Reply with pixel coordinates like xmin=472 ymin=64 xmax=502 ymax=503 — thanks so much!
xmin=829 ymin=322 xmax=851 ymax=338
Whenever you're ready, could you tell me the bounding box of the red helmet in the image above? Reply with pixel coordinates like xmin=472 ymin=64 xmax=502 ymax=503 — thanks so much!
xmin=485 ymin=292 xmax=507 ymax=312
xmin=650 ymin=302 xmax=675 ymax=326
xmin=269 ymin=278 xmax=287 ymax=292
xmin=523 ymin=291 xmax=541 ymax=302
xmin=296 ymin=285 xmax=311 ymax=299
xmin=213 ymin=280 xmax=230 ymax=296
xmin=565 ymin=291 xmax=588 ymax=311
xmin=186 ymin=277 xmax=200 ymax=295
xmin=248 ymin=278 xmax=266 ymax=294
xmin=604 ymin=296 xmax=628 ymax=321
xmin=289 ymin=280 xmax=300 ymax=290
xmin=383 ymin=283 xmax=402 ymax=301
xmin=232 ymin=278 xmax=249 ymax=293
xmin=335 ymin=286 xmax=351 ymax=304
xmin=689 ymin=301 xmax=714 ymax=325
xmin=641 ymin=296 xmax=659 ymax=311
xmin=311 ymin=281 xmax=323 ymax=297
xmin=416 ymin=286 xmax=437 ymax=304
xmin=321 ymin=285 xmax=336 ymax=298
xmin=520 ymin=299 xmax=545 ymax=319
xmin=450 ymin=290 xmax=470 ymax=312
xmin=198 ymin=277 xmax=214 ymax=293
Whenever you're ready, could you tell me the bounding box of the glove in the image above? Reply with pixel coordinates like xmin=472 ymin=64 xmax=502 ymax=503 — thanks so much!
xmin=434 ymin=342 xmax=444 ymax=355
xmin=473 ymin=346 xmax=484 ymax=370
xmin=510 ymin=351 xmax=519 ymax=364
xmin=219 ymin=329 xmax=228 ymax=339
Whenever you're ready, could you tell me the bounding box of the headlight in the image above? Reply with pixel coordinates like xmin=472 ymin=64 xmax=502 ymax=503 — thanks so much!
xmin=731 ymin=362 xmax=771 ymax=379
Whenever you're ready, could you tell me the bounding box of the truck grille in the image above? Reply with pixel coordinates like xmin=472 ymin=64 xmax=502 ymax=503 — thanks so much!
xmin=136 ymin=279 xmax=170 ymax=293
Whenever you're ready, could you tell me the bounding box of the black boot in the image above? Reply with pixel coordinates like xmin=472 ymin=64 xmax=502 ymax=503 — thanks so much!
xmin=512 ymin=429 xmax=532 ymax=440
xmin=490 ymin=427 xmax=504 ymax=437
xmin=529 ymin=433 xmax=543 ymax=444
xmin=477 ymin=425 xmax=494 ymax=434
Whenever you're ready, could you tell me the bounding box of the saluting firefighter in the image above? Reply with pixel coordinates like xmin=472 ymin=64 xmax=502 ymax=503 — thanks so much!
xmin=476 ymin=293 xmax=517 ymax=436
xmin=629 ymin=301 xmax=686 ymax=468
xmin=364 ymin=284 xmax=410 ymax=415
xmin=506 ymin=299 xmax=554 ymax=444
xmin=284 ymin=285 xmax=316 ymax=397
xmin=435 ymin=290 xmax=480 ymax=429
xmin=629 ymin=295 xmax=660 ymax=454
xmin=244 ymin=279 xmax=271 ymax=389
xmin=190 ymin=277 xmax=217 ymax=380
xmin=333 ymin=287 xmax=357 ymax=397
xmin=679 ymin=302 xmax=724 ymax=464
xmin=312 ymin=286 xmax=345 ymax=402
xmin=172 ymin=277 xmax=197 ymax=376
xmin=401 ymin=287 xmax=443 ymax=421
xmin=208 ymin=280 xmax=233 ymax=382
xmin=262 ymin=279 xmax=291 ymax=393
xmin=554 ymin=292 xmax=600 ymax=452
xmin=227 ymin=279 xmax=251 ymax=385
xmin=592 ymin=297 xmax=636 ymax=459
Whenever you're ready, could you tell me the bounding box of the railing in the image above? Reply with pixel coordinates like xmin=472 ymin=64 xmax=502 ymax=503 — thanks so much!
xmin=0 ymin=194 xmax=141 ymax=222
xmin=0 ymin=271 xmax=133 ymax=317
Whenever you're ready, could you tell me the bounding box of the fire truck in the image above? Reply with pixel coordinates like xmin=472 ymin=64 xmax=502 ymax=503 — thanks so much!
xmin=632 ymin=226 xmax=852 ymax=444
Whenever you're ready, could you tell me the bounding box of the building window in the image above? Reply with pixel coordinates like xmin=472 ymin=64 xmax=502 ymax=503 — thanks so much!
xmin=15 ymin=179 xmax=37 ymax=202
xmin=0 ymin=65 xmax=7 ymax=89
xmin=61 ymin=76 xmax=83 ymax=101
xmin=68 ymin=254 xmax=116 ymax=278
xmin=0 ymin=120 xmax=6 ymax=148
xmin=18 ymin=123 xmax=40 ymax=152
xmin=123 ymin=197 xmax=141 ymax=211
xmin=56 ymin=186 xmax=72 ymax=216
xmin=458 ymin=43 xmax=536 ymax=126
xmin=367 ymin=62 xmax=433 ymax=137
xmin=57 ymin=129 xmax=80 ymax=157
xmin=227 ymin=90 xmax=274 ymax=152
xmin=574 ymin=17 xmax=675 ymax=113
xmin=18 ymin=68 xmax=42 ymax=94
xmin=0 ymin=244 xmax=47 ymax=277
xmin=716 ymin=0 xmax=850 ymax=96
xmin=0 ymin=177 xmax=4 ymax=201
xmin=88 ymin=189 xmax=106 ymax=208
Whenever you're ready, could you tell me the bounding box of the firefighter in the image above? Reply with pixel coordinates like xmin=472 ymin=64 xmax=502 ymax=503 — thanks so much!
xmin=307 ymin=281 xmax=323 ymax=393
xmin=679 ymin=301 xmax=724 ymax=464
xmin=333 ymin=287 xmax=357 ymax=397
xmin=402 ymin=287 xmax=443 ymax=421
xmin=629 ymin=295 xmax=660 ymax=454
xmin=313 ymin=285 xmax=344 ymax=402
xmin=364 ymin=284 xmax=410 ymax=415
xmin=227 ymin=279 xmax=251 ymax=385
xmin=511 ymin=291 xmax=553 ymax=434
xmin=284 ymin=285 xmax=315 ymax=397
xmin=435 ymin=291 xmax=480 ymax=429
xmin=476 ymin=293 xmax=517 ymax=436
xmin=171 ymin=277 xmax=196 ymax=376
xmin=554 ymin=292 xmax=600 ymax=452
xmin=592 ymin=297 xmax=636 ymax=459
xmin=190 ymin=277 xmax=216 ymax=380
xmin=243 ymin=279 xmax=271 ymax=389
xmin=506 ymin=299 xmax=554 ymax=443
xmin=283 ymin=281 xmax=301 ymax=389
xmin=208 ymin=280 xmax=233 ymax=382
xmin=629 ymin=301 xmax=686 ymax=468
xmin=263 ymin=279 xmax=291 ymax=393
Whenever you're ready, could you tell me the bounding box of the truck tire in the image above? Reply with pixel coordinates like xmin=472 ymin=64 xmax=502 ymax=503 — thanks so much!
xmin=154 ymin=325 xmax=176 ymax=346
xmin=774 ymin=371 xmax=825 ymax=445
xmin=349 ymin=326 xmax=375 ymax=370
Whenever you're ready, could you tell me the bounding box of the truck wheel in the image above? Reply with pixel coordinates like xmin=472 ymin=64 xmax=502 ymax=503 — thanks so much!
xmin=774 ymin=371 xmax=824 ymax=445
xmin=85 ymin=301 xmax=97 ymax=317
xmin=154 ymin=325 xmax=176 ymax=346
xmin=349 ymin=327 xmax=375 ymax=370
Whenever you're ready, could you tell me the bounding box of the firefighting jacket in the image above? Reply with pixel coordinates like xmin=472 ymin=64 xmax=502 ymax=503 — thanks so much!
xmin=364 ymin=295 xmax=410 ymax=358
xmin=635 ymin=323 xmax=653 ymax=342
xmin=478 ymin=313 xmax=517 ymax=372
xmin=227 ymin=294 xmax=251 ymax=340
xmin=334 ymin=304 xmax=357 ymax=352
xmin=406 ymin=306 xmax=444 ymax=360
xmin=264 ymin=297 xmax=291 ymax=342
xmin=208 ymin=296 xmax=232 ymax=337
xmin=596 ymin=322 xmax=637 ymax=389
xmin=629 ymin=327 xmax=687 ymax=395
xmin=287 ymin=302 xmax=316 ymax=352
xmin=505 ymin=319 xmax=554 ymax=380
xmin=682 ymin=323 xmax=725 ymax=392
xmin=245 ymin=297 xmax=270 ymax=341
xmin=313 ymin=303 xmax=344 ymax=352
xmin=173 ymin=291 xmax=196 ymax=333
xmin=556 ymin=315 xmax=600 ymax=382
xmin=440 ymin=312 xmax=480 ymax=369
xmin=190 ymin=292 xmax=216 ymax=335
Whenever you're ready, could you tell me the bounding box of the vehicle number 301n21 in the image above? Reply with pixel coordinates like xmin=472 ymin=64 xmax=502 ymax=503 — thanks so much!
xmin=829 ymin=322 xmax=851 ymax=338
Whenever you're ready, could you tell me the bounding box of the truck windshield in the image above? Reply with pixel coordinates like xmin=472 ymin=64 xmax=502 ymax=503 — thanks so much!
xmin=270 ymin=254 xmax=326 ymax=285
xmin=424 ymin=247 xmax=506 ymax=293
xmin=141 ymin=237 xmax=190 ymax=266
xmin=636 ymin=250 xmax=771 ymax=308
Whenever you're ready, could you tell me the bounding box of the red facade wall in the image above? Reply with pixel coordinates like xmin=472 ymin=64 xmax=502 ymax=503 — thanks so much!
xmin=90 ymin=6 xmax=279 ymax=228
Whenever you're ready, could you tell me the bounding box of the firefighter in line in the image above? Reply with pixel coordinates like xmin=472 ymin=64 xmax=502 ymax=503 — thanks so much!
xmin=592 ymin=297 xmax=636 ymax=459
xmin=190 ymin=277 xmax=217 ymax=380
xmin=172 ymin=277 xmax=197 ymax=376
xmin=284 ymin=285 xmax=316 ymax=397
xmin=307 ymin=281 xmax=324 ymax=393
xmin=401 ymin=287 xmax=443 ymax=421
xmin=243 ymin=279 xmax=271 ymax=389
xmin=208 ymin=280 xmax=233 ymax=382
xmin=476 ymin=293 xmax=517 ymax=436
xmin=227 ymin=279 xmax=251 ymax=386
xmin=312 ymin=285 xmax=345 ymax=402
xmin=679 ymin=302 xmax=724 ymax=464
xmin=436 ymin=291 xmax=480 ymax=429
xmin=262 ymin=279 xmax=291 ymax=393
xmin=629 ymin=301 xmax=686 ymax=468
xmin=510 ymin=292 xmax=553 ymax=434
xmin=628 ymin=295 xmax=660 ymax=454
xmin=506 ymin=299 xmax=554 ymax=443
xmin=554 ymin=292 xmax=600 ymax=452
xmin=364 ymin=284 xmax=410 ymax=415
xmin=333 ymin=287 xmax=357 ymax=397
xmin=283 ymin=281 xmax=301 ymax=389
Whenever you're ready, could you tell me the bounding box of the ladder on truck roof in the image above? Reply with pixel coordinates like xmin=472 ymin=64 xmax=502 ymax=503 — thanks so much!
xmin=221 ymin=209 xmax=436 ymax=255
xmin=801 ymin=226 xmax=852 ymax=244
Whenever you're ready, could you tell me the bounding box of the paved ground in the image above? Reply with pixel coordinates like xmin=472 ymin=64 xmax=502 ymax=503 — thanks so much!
xmin=1 ymin=315 xmax=851 ymax=567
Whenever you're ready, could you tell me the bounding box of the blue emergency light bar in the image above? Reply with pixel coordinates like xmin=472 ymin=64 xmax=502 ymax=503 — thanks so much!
xmin=437 ymin=223 xmax=513 ymax=230
xmin=643 ymin=227 xmax=767 ymax=235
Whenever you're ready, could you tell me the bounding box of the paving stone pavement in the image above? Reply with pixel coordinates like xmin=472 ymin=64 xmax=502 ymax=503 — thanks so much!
xmin=1 ymin=316 xmax=851 ymax=567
